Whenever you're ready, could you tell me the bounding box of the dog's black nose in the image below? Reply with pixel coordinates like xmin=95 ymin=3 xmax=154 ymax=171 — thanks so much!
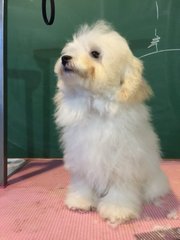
xmin=61 ymin=55 xmax=72 ymax=66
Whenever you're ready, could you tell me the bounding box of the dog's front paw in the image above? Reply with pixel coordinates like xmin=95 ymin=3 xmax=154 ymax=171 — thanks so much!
xmin=98 ymin=203 xmax=139 ymax=224
xmin=65 ymin=192 xmax=95 ymax=212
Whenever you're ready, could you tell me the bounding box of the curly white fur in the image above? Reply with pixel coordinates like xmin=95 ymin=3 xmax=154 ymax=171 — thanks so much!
xmin=54 ymin=21 xmax=170 ymax=224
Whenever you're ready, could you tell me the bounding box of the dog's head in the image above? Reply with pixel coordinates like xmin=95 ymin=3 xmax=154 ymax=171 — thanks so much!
xmin=55 ymin=20 xmax=152 ymax=103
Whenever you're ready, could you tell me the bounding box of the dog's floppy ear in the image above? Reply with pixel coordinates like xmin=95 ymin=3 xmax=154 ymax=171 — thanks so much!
xmin=116 ymin=57 xmax=153 ymax=103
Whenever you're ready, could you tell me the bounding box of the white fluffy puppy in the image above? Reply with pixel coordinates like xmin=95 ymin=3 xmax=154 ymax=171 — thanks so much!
xmin=54 ymin=21 xmax=169 ymax=224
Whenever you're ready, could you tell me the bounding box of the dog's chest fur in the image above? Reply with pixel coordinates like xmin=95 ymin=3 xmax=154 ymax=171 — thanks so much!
xmin=55 ymin=88 xmax=158 ymax=194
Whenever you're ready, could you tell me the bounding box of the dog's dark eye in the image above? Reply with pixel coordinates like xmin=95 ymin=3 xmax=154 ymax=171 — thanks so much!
xmin=91 ymin=51 xmax=100 ymax=59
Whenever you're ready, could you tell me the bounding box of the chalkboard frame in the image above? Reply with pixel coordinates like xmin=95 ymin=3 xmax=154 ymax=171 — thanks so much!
xmin=0 ymin=0 xmax=7 ymax=187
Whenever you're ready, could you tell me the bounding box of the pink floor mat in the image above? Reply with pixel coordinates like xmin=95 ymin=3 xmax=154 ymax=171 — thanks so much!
xmin=0 ymin=160 xmax=179 ymax=240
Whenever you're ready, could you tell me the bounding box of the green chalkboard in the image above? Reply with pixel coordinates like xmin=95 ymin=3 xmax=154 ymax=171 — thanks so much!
xmin=7 ymin=0 xmax=180 ymax=158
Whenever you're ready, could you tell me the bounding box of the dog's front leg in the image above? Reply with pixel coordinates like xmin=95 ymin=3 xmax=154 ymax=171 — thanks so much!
xmin=65 ymin=175 xmax=97 ymax=212
xmin=97 ymin=183 xmax=141 ymax=224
